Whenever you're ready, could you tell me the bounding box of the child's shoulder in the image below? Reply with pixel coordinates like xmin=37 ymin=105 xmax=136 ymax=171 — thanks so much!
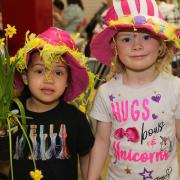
xmin=158 ymin=73 xmax=180 ymax=94
xmin=64 ymin=101 xmax=85 ymax=115
xmin=160 ymin=73 xmax=180 ymax=85
xmin=98 ymin=73 xmax=122 ymax=91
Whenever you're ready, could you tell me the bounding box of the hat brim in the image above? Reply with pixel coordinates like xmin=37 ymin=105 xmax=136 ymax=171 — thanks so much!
xmin=90 ymin=24 xmax=173 ymax=66
xmin=63 ymin=52 xmax=89 ymax=102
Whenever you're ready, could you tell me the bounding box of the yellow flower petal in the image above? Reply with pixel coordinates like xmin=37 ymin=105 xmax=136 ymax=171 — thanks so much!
xmin=79 ymin=105 xmax=86 ymax=113
xmin=30 ymin=169 xmax=43 ymax=180
xmin=110 ymin=16 xmax=133 ymax=25
xmin=164 ymin=24 xmax=176 ymax=40
xmin=4 ymin=24 xmax=17 ymax=38
xmin=0 ymin=38 xmax=5 ymax=46
xmin=10 ymin=57 xmax=15 ymax=64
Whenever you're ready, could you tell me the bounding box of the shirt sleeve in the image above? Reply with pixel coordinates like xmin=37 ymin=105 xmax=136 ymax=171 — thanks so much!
xmin=90 ymin=85 xmax=112 ymax=122
xmin=77 ymin=110 xmax=94 ymax=156
xmin=63 ymin=6 xmax=75 ymax=21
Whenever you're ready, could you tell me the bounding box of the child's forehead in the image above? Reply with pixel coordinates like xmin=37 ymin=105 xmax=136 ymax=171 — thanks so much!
xmin=116 ymin=28 xmax=153 ymax=35
xmin=116 ymin=31 xmax=148 ymax=38
xmin=29 ymin=53 xmax=67 ymax=68
xmin=115 ymin=28 xmax=160 ymax=39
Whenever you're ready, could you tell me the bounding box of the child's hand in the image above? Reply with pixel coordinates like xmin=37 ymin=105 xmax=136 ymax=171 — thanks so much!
xmin=53 ymin=11 xmax=62 ymax=21
xmin=0 ymin=128 xmax=6 ymax=136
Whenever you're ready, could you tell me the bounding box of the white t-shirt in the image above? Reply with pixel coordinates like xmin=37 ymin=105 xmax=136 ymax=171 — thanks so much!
xmin=90 ymin=73 xmax=180 ymax=180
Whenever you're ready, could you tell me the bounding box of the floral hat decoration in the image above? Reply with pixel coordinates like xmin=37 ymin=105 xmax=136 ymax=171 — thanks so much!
xmin=16 ymin=27 xmax=95 ymax=105
xmin=90 ymin=0 xmax=180 ymax=66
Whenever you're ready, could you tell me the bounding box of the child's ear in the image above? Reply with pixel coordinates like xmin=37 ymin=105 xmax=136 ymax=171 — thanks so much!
xmin=111 ymin=38 xmax=118 ymax=56
xmin=158 ymin=42 xmax=167 ymax=57
xmin=21 ymin=72 xmax=28 ymax=85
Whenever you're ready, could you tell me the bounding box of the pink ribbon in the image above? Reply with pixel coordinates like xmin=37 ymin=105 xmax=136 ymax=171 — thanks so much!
xmin=114 ymin=127 xmax=139 ymax=143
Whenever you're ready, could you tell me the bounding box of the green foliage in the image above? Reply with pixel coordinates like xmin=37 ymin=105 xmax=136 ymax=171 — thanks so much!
xmin=0 ymin=46 xmax=19 ymax=128
xmin=0 ymin=25 xmax=40 ymax=180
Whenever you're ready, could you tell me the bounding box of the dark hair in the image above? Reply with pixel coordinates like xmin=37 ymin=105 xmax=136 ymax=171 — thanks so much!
xmin=53 ymin=0 xmax=64 ymax=10
xmin=20 ymin=50 xmax=40 ymax=99
xmin=67 ymin=0 xmax=84 ymax=10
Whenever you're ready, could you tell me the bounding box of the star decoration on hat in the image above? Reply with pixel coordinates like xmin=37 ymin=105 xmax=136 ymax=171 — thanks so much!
xmin=124 ymin=167 xmax=131 ymax=174
xmin=139 ymin=167 xmax=153 ymax=180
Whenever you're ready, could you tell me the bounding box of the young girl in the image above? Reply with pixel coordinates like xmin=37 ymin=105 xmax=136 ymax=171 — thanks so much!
xmin=12 ymin=27 xmax=94 ymax=180
xmin=87 ymin=0 xmax=180 ymax=179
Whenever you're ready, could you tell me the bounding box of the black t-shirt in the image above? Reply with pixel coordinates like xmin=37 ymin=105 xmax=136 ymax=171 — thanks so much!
xmin=11 ymin=99 xmax=94 ymax=180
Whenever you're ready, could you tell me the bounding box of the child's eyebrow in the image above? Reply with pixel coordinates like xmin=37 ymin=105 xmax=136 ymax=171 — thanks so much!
xmin=27 ymin=63 xmax=44 ymax=69
xmin=116 ymin=33 xmax=132 ymax=38
xmin=30 ymin=63 xmax=44 ymax=67
xmin=55 ymin=65 xmax=67 ymax=68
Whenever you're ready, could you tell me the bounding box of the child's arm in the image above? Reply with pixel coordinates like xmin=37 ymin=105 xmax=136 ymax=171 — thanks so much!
xmin=53 ymin=11 xmax=68 ymax=27
xmin=87 ymin=121 xmax=111 ymax=180
xmin=79 ymin=153 xmax=90 ymax=180
xmin=176 ymin=119 xmax=180 ymax=142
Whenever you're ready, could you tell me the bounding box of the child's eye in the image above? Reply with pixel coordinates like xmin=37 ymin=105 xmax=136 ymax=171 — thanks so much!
xmin=143 ymin=34 xmax=151 ymax=40
xmin=55 ymin=70 xmax=64 ymax=76
xmin=35 ymin=69 xmax=44 ymax=74
xmin=122 ymin=37 xmax=131 ymax=42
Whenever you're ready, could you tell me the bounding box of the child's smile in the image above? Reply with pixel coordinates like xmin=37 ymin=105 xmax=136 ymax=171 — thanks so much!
xmin=115 ymin=31 xmax=161 ymax=72
xmin=40 ymin=87 xmax=55 ymax=95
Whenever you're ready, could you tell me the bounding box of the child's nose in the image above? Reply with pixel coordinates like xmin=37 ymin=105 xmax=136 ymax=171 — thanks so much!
xmin=44 ymin=71 xmax=54 ymax=82
xmin=132 ymin=36 xmax=143 ymax=50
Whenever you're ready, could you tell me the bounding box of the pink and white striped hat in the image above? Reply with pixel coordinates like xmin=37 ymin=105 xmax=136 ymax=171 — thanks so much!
xmin=90 ymin=0 xmax=180 ymax=66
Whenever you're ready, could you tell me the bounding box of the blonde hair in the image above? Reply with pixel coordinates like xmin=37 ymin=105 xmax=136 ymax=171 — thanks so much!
xmin=106 ymin=40 xmax=175 ymax=80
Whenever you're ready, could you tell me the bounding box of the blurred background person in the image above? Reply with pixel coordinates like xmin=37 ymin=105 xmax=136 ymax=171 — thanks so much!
xmin=158 ymin=0 xmax=180 ymax=77
xmin=84 ymin=0 xmax=112 ymax=57
xmin=83 ymin=0 xmax=112 ymax=89
xmin=53 ymin=0 xmax=65 ymax=27
xmin=158 ymin=0 xmax=180 ymax=24
xmin=53 ymin=0 xmax=85 ymax=34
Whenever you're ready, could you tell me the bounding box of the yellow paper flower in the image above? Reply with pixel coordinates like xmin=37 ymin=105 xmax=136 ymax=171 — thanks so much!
xmin=79 ymin=104 xmax=86 ymax=113
xmin=120 ymin=16 xmax=133 ymax=24
xmin=147 ymin=18 xmax=156 ymax=26
xmin=30 ymin=169 xmax=43 ymax=180
xmin=10 ymin=57 xmax=15 ymax=64
xmin=4 ymin=24 xmax=17 ymax=38
xmin=0 ymin=38 xmax=5 ymax=46
xmin=153 ymin=24 xmax=161 ymax=33
xmin=164 ymin=24 xmax=176 ymax=40
xmin=110 ymin=16 xmax=133 ymax=25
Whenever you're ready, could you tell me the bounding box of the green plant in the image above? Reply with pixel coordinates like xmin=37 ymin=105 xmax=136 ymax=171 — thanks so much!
xmin=0 ymin=26 xmax=26 ymax=129
xmin=0 ymin=24 xmax=43 ymax=180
